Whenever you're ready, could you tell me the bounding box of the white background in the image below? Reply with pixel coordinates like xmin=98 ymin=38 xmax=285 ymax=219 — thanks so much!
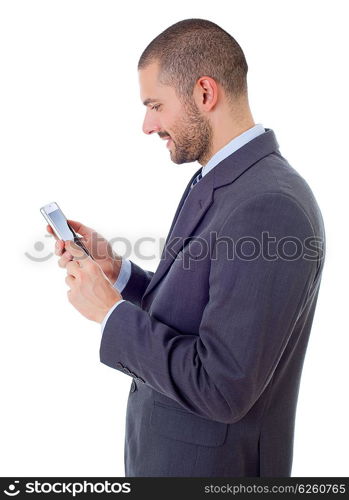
xmin=0 ymin=0 xmax=348 ymax=477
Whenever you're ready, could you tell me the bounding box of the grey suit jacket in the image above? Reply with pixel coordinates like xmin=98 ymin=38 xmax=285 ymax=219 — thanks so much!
xmin=100 ymin=129 xmax=325 ymax=477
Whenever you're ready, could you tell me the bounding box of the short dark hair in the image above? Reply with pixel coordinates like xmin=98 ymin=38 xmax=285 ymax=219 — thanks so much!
xmin=138 ymin=19 xmax=248 ymax=102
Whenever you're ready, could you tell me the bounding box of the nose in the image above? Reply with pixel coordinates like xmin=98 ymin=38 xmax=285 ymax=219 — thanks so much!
xmin=142 ymin=109 xmax=161 ymax=135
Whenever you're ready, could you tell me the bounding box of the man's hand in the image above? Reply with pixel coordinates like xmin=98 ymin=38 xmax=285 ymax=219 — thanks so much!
xmin=46 ymin=219 xmax=122 ymax=284
xmin=63 ymin=240 xmax=123 ymax=323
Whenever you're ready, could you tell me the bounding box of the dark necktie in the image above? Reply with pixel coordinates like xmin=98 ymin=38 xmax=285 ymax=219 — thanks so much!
xmin=190 ymin=170 xmax=203 ymax=188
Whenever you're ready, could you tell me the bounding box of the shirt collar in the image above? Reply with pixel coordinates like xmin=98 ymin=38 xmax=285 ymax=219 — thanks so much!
xmin=201 ymin=123 xmax=265 ymax=178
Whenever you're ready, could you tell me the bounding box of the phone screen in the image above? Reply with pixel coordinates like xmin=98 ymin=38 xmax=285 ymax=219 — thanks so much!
xmin=40 ymin=202 xmax=78 ymax=241
xmin=41 ymin=202 xmax=92 ymax=259
xmin=47 ymin=208 xmax=75 ymax=241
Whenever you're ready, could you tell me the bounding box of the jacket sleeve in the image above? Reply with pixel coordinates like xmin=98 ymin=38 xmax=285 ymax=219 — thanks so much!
xmin=119 ymin=260 xmax=154 ymax=307
xmin=100 ymin=193 xmax=321 ymax=423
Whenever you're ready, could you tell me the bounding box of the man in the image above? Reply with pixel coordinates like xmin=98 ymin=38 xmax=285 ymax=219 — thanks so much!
xmin=48 ymin=19 xmax=325 ymax=476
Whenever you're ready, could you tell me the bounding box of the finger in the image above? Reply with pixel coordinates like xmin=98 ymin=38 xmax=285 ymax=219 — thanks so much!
xmin=66 ymin=220 xmax=93 ymax=239
xmin=58 ymin=251 xmax=73 ymax=268
xmin=65 ymin=274 xmax=75 ymax=287
xmin=66 ymin=260 xmax=80 ymax=277
xmin=55 ymin=239 xmax=65 ymax=256
xmin=47 ymin=225 xmax=59 ymax=241
xmin=65 ymin=240 xmax=89 ymax=262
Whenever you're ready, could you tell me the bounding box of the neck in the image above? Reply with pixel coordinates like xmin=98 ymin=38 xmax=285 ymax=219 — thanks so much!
xmin=200 ymin=101 xmax=255 ymax=166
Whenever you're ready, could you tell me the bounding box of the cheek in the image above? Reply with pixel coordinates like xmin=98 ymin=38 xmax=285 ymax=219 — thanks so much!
xmin=165 ymin=121 xmax=179 ymax=139
xmin=163 ymin=109 xmax=183 ymax=137
xmin=161 ymin=116 xmax=171 ymax=134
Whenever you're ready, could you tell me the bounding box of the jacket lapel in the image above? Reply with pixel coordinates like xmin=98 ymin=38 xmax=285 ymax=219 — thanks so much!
xmin=141 ymin=129 xmax=279 ymax=302
xmin=163 ymin=166 xmax=203 ymax=247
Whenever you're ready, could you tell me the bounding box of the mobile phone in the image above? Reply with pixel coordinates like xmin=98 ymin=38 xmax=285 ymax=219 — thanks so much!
xmin=40 ymin=201 xmax=93 ymax=259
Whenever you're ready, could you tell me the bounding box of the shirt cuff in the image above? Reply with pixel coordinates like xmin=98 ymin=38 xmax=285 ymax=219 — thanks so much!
xmin=100 ymin=299 xmax=125 ymax=333
xmin=113 ymin=258 xmax=131 ymax=292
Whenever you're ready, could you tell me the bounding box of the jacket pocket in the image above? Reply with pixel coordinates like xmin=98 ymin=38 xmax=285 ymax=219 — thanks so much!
xmin=150 ymin=401 xmax=228 ymax=447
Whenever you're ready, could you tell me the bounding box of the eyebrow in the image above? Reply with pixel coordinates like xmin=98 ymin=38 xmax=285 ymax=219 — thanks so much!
xmin=143 ymin=98 xmax=161 ymax=106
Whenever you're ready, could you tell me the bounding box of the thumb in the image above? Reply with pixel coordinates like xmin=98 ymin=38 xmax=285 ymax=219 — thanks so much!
xmin=67 ymin=219 xmax=93 ymax=238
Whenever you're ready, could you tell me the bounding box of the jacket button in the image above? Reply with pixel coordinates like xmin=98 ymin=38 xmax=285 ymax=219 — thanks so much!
xmin=130 ymin=379 xmax=137 ymax=393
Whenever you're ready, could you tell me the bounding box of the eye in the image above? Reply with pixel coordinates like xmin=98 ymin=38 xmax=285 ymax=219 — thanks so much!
xmin=151 ymin=104 xmax=161 ymax=111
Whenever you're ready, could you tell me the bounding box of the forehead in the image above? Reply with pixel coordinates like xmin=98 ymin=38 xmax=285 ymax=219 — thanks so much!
xmin=138 ymin=61 xmax=177 ymax=104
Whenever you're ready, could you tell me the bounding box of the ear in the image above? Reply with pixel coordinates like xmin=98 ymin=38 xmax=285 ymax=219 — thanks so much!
xmin=193 ymin=76 xmax=218 ymax=112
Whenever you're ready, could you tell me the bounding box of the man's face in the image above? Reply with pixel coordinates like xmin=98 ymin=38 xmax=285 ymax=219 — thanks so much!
xmin=139 ymin=61 xmax=213 ymax=165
